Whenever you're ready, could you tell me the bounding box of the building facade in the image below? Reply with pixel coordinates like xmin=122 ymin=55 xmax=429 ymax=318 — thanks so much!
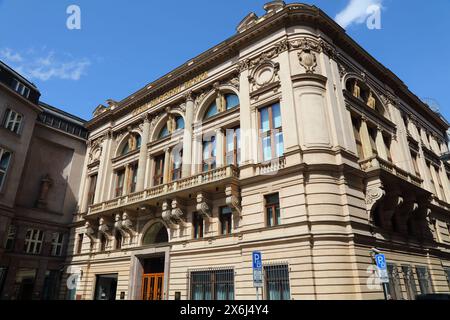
xmin=65 ymin=1 xmax=450 ymax=300
xmin=0 ymin=61 xmax=87 ymax=300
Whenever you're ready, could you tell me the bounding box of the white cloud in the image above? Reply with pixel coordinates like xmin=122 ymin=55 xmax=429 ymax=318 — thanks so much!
xmin=0 ymin=48 xmax=91 ymax=81
xmin=335 ymin=0 xmax=383 ymax=29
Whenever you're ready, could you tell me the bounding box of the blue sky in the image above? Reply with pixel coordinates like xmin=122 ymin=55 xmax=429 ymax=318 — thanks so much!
xmin=0 ymin=0 xmax=449 ymax=123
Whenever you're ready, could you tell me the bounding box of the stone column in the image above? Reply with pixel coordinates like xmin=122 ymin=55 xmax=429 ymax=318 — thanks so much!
xmin=163 ymin=148 xmax=171 ymax=184
xmin=79 ymin=141 xmax=92 ymax=213
xmin=136 ymin=114 xmax=150 ymax=192
xmin=215 ymin=128 xmax=225 ymax=168
xmin=191 ymin=134 xmax=202 ymax=175
xmin=182 ymin=92 xmax=194 ymax=177
xmin=238 ymin=68 xmax=253 ymax=166
xmin=375 ymin=127 xmax=388 ymax=161
xmin=359 ymin=117 xmax=374 ymax=159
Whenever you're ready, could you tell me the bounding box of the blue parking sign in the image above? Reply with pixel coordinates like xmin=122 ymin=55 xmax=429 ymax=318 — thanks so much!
xmin=253 ymin=251 xmax=262 ymax=269
xmin=375 ymin=254 xmax=386 ymax=270
xmin=252 ymin=251 xmax=263 ymax=288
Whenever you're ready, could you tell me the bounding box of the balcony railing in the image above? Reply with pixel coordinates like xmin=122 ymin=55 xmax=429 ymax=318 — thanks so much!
xmin=87 ymin=165 xmax=239 ymax=215
xmin=359 ymin=155 xmax=423 ymax=187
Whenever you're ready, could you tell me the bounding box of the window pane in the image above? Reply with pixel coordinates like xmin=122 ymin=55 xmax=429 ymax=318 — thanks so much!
xmin=272 ymin=103 xmax=282 ymax=128
xmin=0 ymin=151 xmax=11 ymax=171
xmin=176 ymin=117 xmax=185 ymax=130
xmin=225 ymin=94 xmax=239 ymax=110
xmin=275 ymin=131 xmax=284 ymax=158
xmin=260 ymin=107 xmax=270 ymax=132
xmin=205 ymin=102 xmax=218 ymax=119
xmin=263 ymin=136 xmax=271 ymax=161
xmin=159 ymin=125 xmax=169 ymax=138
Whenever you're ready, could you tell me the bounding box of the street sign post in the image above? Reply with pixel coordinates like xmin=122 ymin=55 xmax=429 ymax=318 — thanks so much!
xmin=252 ymin=251 xmax=263 ymax=300
xmin=374 ymin=253 xmax=389 ymax=300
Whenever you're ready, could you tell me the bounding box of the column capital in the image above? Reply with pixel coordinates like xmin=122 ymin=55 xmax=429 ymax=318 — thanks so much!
xmin=141 ymin=112 xmax=151 ymax=123
xmin=184 ymin=90 xmax=194 ymax=102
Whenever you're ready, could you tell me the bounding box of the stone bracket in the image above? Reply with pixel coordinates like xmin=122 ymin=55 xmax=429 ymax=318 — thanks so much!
xmin=196 ymin=192 xmax=212 ymax=221
xmin=226 ymin=184 xmax=242 ymax=218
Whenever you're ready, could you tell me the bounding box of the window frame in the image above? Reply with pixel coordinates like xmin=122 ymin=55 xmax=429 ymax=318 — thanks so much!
xmin=50 ymin=232 xmax=64 ymax=257
xmin=4 ymin=224 xmax=16 ymax=251
xmin=263 ymin=264 xmax=291 ymax=301
xmin=225 ymin=127 xmax=241 ymax=166
xmin=219 ymin=207 xmax=233 ymax=236
xmin=258 ymin=103 xmax=284 ymax=162
xmin=76 ymin=233 xmax=83 ymax=255
xmin=153 ymin=154 xmax=165 ymax=186
xmin=416 ymin=265 xmax=434 ymax=295
xmin=170 ymin=148 xmax=183 ymax=182
xmin=0 ymin=147 xmax=12 ymax=191
xmin=193 ymin=212 xmax=204 ymax=239
xmin=189 ymin=268 xmax=234 ymax=300
xmin=265 ymin=193 xmax=281 ymax=227
xmin=202 ymin=135 xmax=216 ymax=172
xmin=114 ymin=169 xmax=126 ymax=198
xmin=3 ymin=108 xmax=23 ymax=134
xmin=12 ymin=79 xmax=30 ymax=98
xmin=87 ymin=174 xmax=98 ymax=206
xmin=23 ymin=229 xmax=44 ymax=255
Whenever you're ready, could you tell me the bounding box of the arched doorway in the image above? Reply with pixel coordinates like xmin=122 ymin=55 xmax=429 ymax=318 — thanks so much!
xmin=140 ymin=222 xmax=169 ymax=300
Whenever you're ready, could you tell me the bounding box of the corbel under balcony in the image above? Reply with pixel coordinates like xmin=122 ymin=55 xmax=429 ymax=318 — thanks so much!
xmin=196 ymin=192 xmax=212 ymax=221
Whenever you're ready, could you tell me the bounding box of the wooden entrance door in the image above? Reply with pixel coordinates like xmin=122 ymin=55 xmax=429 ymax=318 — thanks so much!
xmin=141 ymin=273 xmax=164 ymax=300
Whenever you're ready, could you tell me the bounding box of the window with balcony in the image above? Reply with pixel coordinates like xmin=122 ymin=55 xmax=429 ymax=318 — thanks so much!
xmin=23 ymin=229 xmax=44 ymax=255
xmin=4 ymin=224 xmax=16 ymax=251
xmin=351 ymin=117 xmax=364 ymax=160
xmin=87 ymin=174 xmax=97 ymax=206
xmin=153 ymin=154 xmax=165 ymax=186
xmin=265 ymin=193 xmax=280 ymax=227
xmin=171 ymin=148 xmax=183 ymax=181
xmin=416 ymin=266 xmax=433 ymax=295
xmin=3 ymin=109 xmax=23 ymax=134
xmin=12 ymin=79 xmax=30 ymax=98
xmin=193 ymin=212 xmax=204 ymax=239
xmin=115 ymin=169 xmax=125 ymax=197
xmin=0 ymin=148 xmax=12 ymax=191
xmin=50 ymin=233 xmax=64 ymax=257
xmin=202 ymin=135 xmax=216 ymax=172
xmin=76 ymin=234 xmax=83 ymax=254
xmin=264 ymin=264 xmax=290 ymax=300
xmin=259 ymin=103 xmax=283 ymax=162
xmin=225 ymin=127 xmax=240 ymax=166
xmin=410 ymin=151 xmax=421 ymax=177
xmin=220 ymin=207 xmax=232 ymax=235
xmin=128 ymin=163 xmax=138 ymax=194
xmin=190 ymin=269 xmax=234 ymax=300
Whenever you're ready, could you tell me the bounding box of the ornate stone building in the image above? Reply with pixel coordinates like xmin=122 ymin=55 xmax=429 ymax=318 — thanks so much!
xmin=65 ymin=2 xmax=450 ymax=300
xmin=0 ymin=61 xmax=87 ymax=300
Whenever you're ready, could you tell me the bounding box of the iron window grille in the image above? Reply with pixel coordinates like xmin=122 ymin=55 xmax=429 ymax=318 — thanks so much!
xmin=189 ymin=268 xmax=234 ymax=300
xmin=416 ymin=266 xmax=434 ymax=295
xmin=263 ymin=263 xmax=291 ymax=300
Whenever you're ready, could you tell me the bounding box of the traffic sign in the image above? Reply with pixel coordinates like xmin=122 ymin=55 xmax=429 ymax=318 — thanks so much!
xmin=252 ymin=251 xmax=263 ymax=288
xmin=375 ymin=254 xmax=389 ymax=284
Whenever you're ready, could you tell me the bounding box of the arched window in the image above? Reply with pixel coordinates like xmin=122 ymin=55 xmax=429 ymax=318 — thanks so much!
xmin=158 ymin=124 xmax=169 ymax=139
xmin=142 ymin=222 xmax=168 ymax=245
xmin=346 ymin=78 xmax=386 ymax=117
xmin=225 ymin=93 xmax=239 ymax=110
xmin=175 ymin=116 xmax=185 ymax=130
xmin=120 ymin=133 xmax=141 ymax=156
xmin=204 ymin=101 xmax=218 ymax=120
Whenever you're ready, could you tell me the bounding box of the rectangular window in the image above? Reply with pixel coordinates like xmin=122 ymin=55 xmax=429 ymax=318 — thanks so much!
xmin=193 ymin=212 xmax=204 ymax=239
xmin=50 ymin=233 xmax=64 ymax=257
xmin=153 ymin=154 xmax=165 ymax=186
xmin=416 ymin=266 xmax=433 ymax=295
xmin=12 ymin=79 xmax=30 ymax=98
xmin=259 ymin=103 xmax=284 ymax=162
xmin=3 ymin=109 xmax=23 ymax=134
xmin=445 ymin=268 xmax=450 ymax=290
xmin=87 ymin=174 xmax=97 ymax=206
xmin=115 ymin=169 xmax=125 ymax=197
xmin=434 ymin=168 xmax=446 ymax=202
xmin=426 ymin=162 xmax=437 ymax=195
xmin=220 ymin=207 xmax=233 ymax=235
xmin=265 ymin=193 xmax=280 ymax=227
xmin=402 ymin=265 xmax=418 ymax=300
xmin=383 ymin=134 xmax=393 ymax=162
xmin=190 ymin=269 xmax=234 ymax=300
xmin=386 ymin=263 xmax=402 ymax=300
xmin=94 ymin=274 xmax=118 ymax=300
xmin=410 ymin=151 xmax=421 ymax=177
xmin=352 ymin=117 xmax=364 ymax=160
xmin=225 ymin=127 xmax=241 ymax=166
xmin=0 ymin=147 xmax=12 ymax=190
xmin=128 ymin=163 xmax=138 ymax=194
xmin=42 ymin=270 xmax=61 ymax=300
xmin=171 ymin=149 xmax=183 ymax=181
xmin=23 ymin=229 xmax=44 ymax=255
xmin=202 ymin=135 xmax=216 ymax=172
xmin=264 ymin=264 xmax=290 ymax=300
xmin=367 ymin=126 xmax=378 ymax=156
xmin=76 ymin=233 xmax=83 ymax=254
xmin=4 ymin=224 xmax=16 ymax=251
